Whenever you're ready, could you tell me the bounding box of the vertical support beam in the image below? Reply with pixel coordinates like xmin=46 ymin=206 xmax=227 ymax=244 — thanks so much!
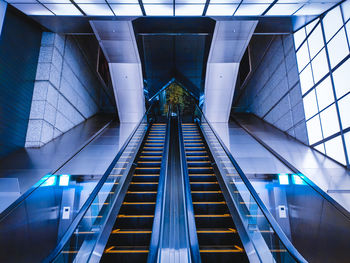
xmin=91 ymin=20 xmax=145 ymax=124
xmin=203 ymin=20 xmax=257 ymax=123
xmin=0 ymin=0 xmax=7 ymax=36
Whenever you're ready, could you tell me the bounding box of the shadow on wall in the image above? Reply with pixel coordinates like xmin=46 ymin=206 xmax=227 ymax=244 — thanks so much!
xmin=232 ymin=34 xmax=308 ymax=144
xmin=0 ymin=6 xmax=42 ymax=158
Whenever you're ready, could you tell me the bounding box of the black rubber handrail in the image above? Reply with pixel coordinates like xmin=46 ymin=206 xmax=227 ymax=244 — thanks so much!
xmin=147 ymin=106 xmax=171 ymax=263
xmin=177 ymin=109 xmax=201 ymax=263
xmin=45 ymin=105 xmax=154 ymax=263
xmin=0 ymin=117 xmax=113 ymax=223
xmin=194 ymin=105 xmax=307 ymax=263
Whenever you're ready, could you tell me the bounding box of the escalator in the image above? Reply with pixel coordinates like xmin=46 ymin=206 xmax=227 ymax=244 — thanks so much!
xmin=101 ymin=123 xmax=166 ymax=262
xmin=181 ymin=123 xmax=249 ymax=263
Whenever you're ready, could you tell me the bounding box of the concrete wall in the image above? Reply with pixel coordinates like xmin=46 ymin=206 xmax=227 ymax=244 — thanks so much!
xmin=234 ymin=35 xmax=308 ymax=144
xmin=25 ymin=32 xmax=115 ymax=147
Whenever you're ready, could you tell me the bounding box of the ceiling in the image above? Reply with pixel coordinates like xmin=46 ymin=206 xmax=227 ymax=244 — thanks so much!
xmin=5 ymin=0 xmax=343 ymax=17
xmin=133 ymin=17 xmax=215 ymax=99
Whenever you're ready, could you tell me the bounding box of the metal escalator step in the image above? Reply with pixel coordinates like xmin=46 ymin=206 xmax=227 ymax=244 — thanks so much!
xmin=117 ymin=214 xmax=154 ymax=218
xmin=111 ymin=229 xmax=152 ymax=234
xmin=130 ymin=182 xmax=158 ymax=185
xmin=189 ymin=174 xmax=215 ymax=176
xmin=195 ymin=214 xmax=231 ymax=218
xmin=104 ymin=246 xmax=149 ymax=254
xmin=199 ymin=245 xmax=244 ymax=253
xmin=190 ymin=182 xmax=218 ymax=185
xmin=126 ymin=191 xmax=157 ymax=194
xmin=133 ymin=174 xmax=159 ymax=176
xmin=191 ymin=190 xmax=222 ymax=194
xmin=193 ymin=201 xmax=226 ymax=204
xmin=123 ymin=202 xmax=156 ymax=205
xmin=197 ymin=228 xmax=237 ymax=233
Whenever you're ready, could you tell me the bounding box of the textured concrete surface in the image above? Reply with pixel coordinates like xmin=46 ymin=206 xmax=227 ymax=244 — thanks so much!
xmin=235 ymin=35 xmax=308 ymax=144
xmin=26 ymin=33 xmax=114 ymax=147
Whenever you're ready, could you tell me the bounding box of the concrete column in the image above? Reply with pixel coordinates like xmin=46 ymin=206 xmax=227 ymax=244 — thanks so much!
xmin=91 ymin=20 xmax=145 ymax=124
xmin=203 ymin=20 xmax=257 ymax=123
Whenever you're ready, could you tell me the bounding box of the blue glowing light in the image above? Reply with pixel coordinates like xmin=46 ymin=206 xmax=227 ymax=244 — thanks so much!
xmin=292 ymin=174 xmax=306 ymax=185
xmin=278 ymin=174 xmax=289 ymax=185
xmin=41 ymin=175 xmax=57 ymax=187
xmin=59 ymin=174 xmax=70 ymax=186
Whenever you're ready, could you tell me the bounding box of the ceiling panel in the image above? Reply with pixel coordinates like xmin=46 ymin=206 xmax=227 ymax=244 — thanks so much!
xmin=7 ymin=0 xmax=341 ymax=16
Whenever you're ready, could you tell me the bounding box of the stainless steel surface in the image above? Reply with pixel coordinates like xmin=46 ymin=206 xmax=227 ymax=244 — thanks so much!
xmin=155 ymin=116 xmax=192 ymax=263
xmin=0 ymin=114 xmax=114 ymax=213
xmin=209 ymin=121 xmax=291 ymax=174
xmin=233 ymin=113 xmax=350 ymax=212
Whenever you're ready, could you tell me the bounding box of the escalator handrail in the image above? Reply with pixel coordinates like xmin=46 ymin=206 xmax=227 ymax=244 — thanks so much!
xmin=177 ymin=109 xmax=201 ymax=263
xmin=147 ymin=106 xmax=171 ymax=263
xmin=232 ymin=114 xmax=350 ymax=221
xmin=0 ymin=118 xmax=113 ymax=223
xmin=45 ymin=104 xmax=154 ymax=263
xmin=194 ymin=105 xmax=307 ymax=263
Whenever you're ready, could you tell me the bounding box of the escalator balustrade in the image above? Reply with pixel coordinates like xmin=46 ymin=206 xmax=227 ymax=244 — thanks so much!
xmin=101 ymin=123 xmax=166 ymax=262
xmin=182 ymin=123 xmax=249 ymax=263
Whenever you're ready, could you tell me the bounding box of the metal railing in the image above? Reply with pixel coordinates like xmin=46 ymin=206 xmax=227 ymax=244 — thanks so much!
xmin=0 ymin=118 xmax=113 ymax=223
xmin=45 ymin=105 xmax=155 ymax=263
xmin=177 ymin=109 xmax=201 ymax=263
xmin=194 ymin=105 xmax=307 ymax=263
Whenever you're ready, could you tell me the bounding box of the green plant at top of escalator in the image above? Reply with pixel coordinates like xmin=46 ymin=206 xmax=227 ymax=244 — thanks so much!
xmin=164 ymin=82 xmax=196 ymax=115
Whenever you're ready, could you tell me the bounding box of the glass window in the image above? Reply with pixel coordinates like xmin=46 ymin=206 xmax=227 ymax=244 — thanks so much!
xmin=346 ymin=21 xmax=350 ymax=48
xmin=294 ymin=27 xmax=306 ymax=50
xmin=325 ymin=135 xmax=346 ymax=164
xmin=342 ymin=0 xmax=350 ymax=22
xmin=327 ymin=28 xmax=349 ymax=68
xmin=333 ymin=57 xmax=350 ymax=99
xmin=303 ymin=89 xmax=318 ymax=120
xmin=311 ymin=48 xmax=329 ymax=83
xmin=306 ymin=18 xmax=320 ymax=35
xmin=296 ymin=42 xmax=310 ymax=72
xmin=320 ymin=104 xmax=340 ymax=138
xmin=306 ymin=115 xmax=323 ymax=144
xmin=344 ymin=132 xmax=350 ymax=160
xmin=314 ymin=143 xmax=325 ymax=154
xmin=299 ymin=64 xmax=314 ymax=94
xmin=338 ymin=93 xmax=350 ymax=129
xmin=308 ymin=25 xmax=324 ymax=58
xmin=323 ymin=6 xmax=343 ymax=42
xmin=315 ymin=77 xmax=333 ymax=111
xmin=295 ymin=3 xmax=333 ymax=16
